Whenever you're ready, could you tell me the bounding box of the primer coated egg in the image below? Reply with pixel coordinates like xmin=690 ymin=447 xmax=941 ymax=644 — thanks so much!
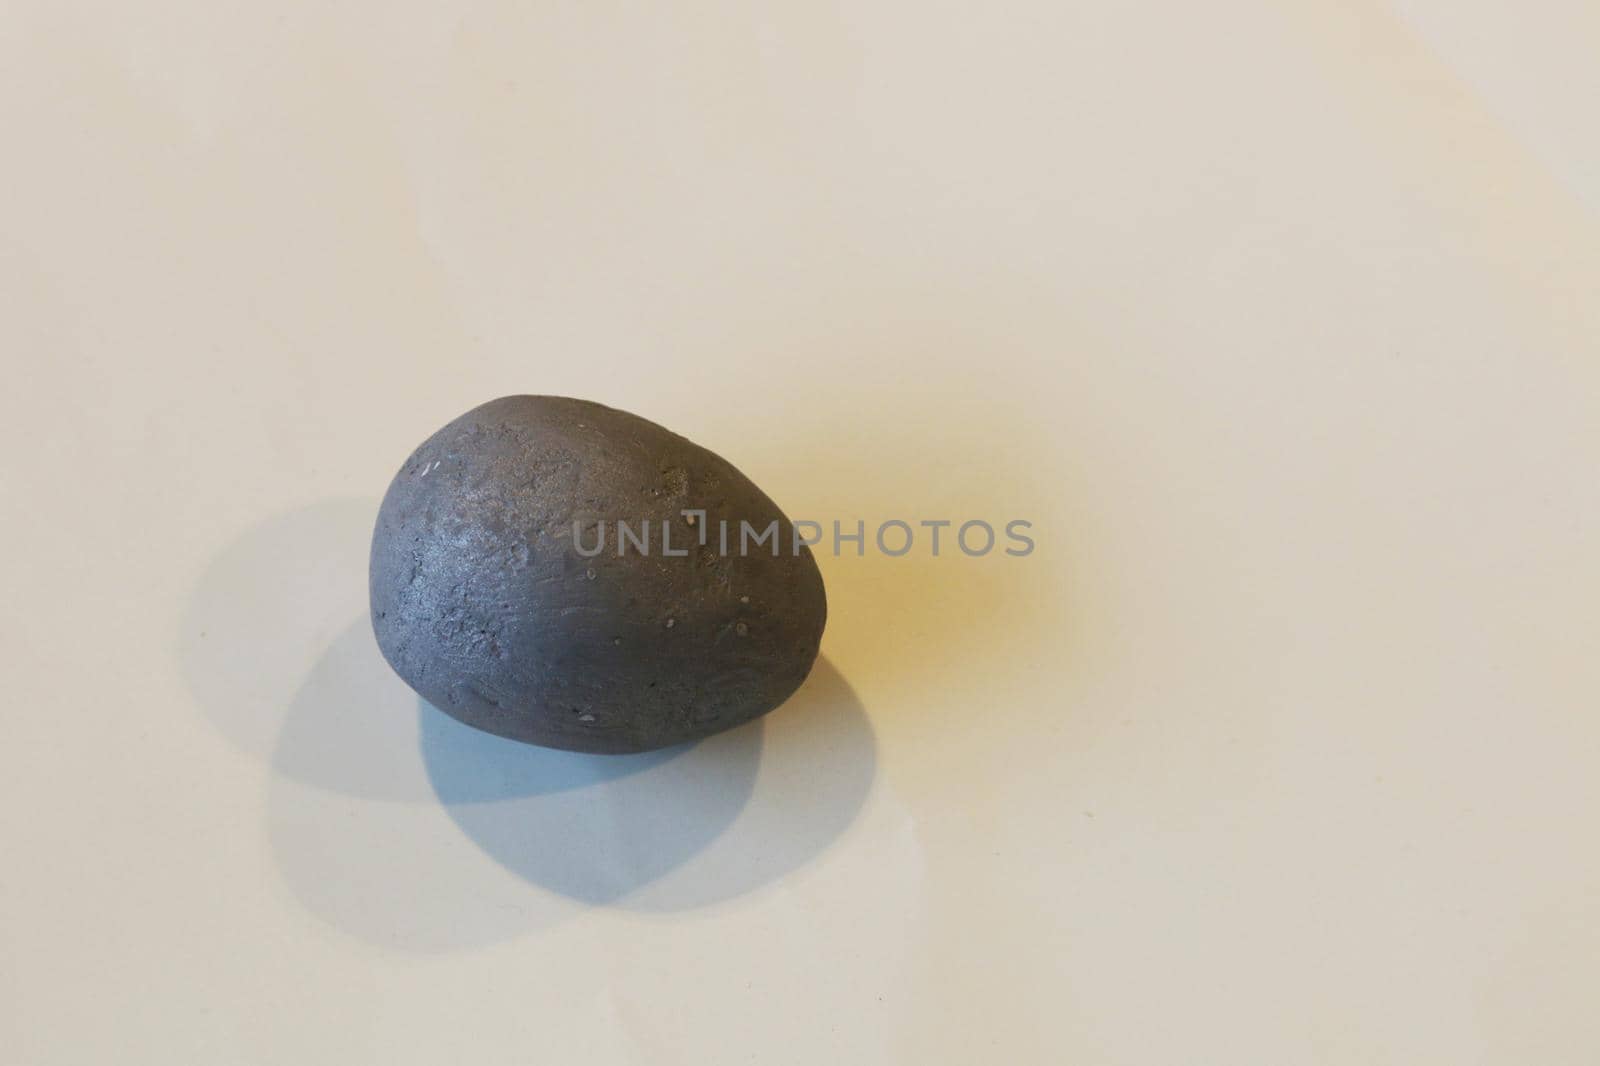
xmin=370 ymin=396 xmax=827 ymax=753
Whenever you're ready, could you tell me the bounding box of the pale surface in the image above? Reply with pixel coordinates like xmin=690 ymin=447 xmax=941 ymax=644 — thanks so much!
xmin=3 ymin=3 xmax=1599 ymax=1063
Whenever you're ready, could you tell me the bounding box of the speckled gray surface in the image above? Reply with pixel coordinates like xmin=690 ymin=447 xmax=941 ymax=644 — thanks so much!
xmin=370 ymin=396 xmax=827 ymax=753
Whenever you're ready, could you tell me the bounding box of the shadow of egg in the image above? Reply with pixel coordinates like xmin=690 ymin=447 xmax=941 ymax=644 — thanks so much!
xmin=418 ymin=700 xmax=763 ymax=905
xmin=180 ymin=498 xmax=376 ymax=763
xmin=422 ymin=656 xmax=875 ymax=910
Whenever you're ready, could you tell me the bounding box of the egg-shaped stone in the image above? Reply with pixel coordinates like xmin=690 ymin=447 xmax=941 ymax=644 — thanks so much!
xmin=369 ymin=395 xmax=827 ymax=753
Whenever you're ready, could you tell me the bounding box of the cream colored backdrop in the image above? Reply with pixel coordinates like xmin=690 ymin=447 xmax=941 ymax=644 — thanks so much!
xmin=3 ymin=2 xmax=1599 ymax=1063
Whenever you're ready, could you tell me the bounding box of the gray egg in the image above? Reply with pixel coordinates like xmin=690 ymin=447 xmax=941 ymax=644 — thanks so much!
xmin=369 ymin=396 xmax=827 ymax=753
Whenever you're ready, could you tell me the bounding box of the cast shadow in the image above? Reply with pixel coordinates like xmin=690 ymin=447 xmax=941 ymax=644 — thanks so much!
xmin=186 ymin=497 xmax=877 ymax=949
xmin=180 ymin=497 xmax=380 ymax=767
xmin=268 ymin=623 xmax=872 ymax=949
xmin=421 ymin=655 xmax=874 ymax=910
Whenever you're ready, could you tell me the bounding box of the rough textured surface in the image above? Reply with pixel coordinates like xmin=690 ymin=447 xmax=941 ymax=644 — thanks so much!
xmin=370 ymin=396 xmax=827 ymax=754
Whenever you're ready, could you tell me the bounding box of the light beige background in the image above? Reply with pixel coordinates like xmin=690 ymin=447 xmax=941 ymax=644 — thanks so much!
xmin=4 ymin=2 xmax=1599 ymax=1063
